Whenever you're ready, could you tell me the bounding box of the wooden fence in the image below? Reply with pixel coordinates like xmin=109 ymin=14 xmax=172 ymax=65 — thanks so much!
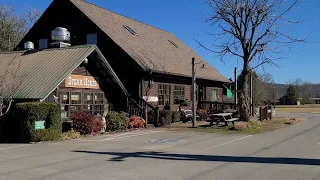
xmin=260 ymin=105 xmax=272 ymax=121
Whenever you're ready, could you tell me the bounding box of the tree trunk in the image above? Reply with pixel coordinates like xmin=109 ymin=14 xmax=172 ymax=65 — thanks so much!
xmin=239 ymin=71 xmax=251 ymax=122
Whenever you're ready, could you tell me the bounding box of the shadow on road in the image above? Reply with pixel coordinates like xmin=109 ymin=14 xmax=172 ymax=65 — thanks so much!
xmin=72 ymin=150 xmax=320 ymax=166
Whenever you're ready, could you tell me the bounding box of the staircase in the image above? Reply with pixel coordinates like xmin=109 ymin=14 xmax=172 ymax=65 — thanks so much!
xmin=127 ymin=96 xmax=159 ymax=124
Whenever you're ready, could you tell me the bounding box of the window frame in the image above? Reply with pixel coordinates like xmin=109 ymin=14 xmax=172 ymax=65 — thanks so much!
xmin=173 ymin=86 xmax=185 ymax=104
xmin=211 ymin=89 xmax=218 ymax=102
xmin=158 ymin=84 xmax=171 ymax=106
xmin=57 ymin=90 xmax=105 ymax=119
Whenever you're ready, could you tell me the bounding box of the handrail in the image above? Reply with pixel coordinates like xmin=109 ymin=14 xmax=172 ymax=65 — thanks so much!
xmin=136 ymin=96 xmax=157 ymax=111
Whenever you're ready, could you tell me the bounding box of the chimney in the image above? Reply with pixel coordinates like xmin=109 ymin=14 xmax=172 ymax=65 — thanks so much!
xmin=50 ymin=27 xmax=71 ymax=48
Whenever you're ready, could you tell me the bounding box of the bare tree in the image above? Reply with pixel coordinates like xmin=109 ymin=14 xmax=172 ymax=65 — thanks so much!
xmin=0 ymin=55 xmax=23 ymax=117
xmin=0 ymin=4 xmax=40 ymax=116
xmin=0 ymin=4 xmax=41 ymax=52
xmin=253 ymin=72 xmax=274 ymax=106
xmin=198 ymin=0 xmax=304 ymax=121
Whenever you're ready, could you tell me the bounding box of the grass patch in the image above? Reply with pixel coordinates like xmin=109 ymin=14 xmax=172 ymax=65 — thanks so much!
xmin=276 ymin=104 xmax=320 ymax=113
xmin=167 ymin=117 xmax=305 ymax=134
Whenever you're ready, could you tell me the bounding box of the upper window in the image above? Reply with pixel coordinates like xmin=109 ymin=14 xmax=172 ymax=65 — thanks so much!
xmin=86 ymin=33 xmax=97 ymax=44
xmin=39 ymin=38 xmax=48 ymax=49
xmin=174 ymin=86 xmax=185 ymax=103
xmin=123 ymin=25 xmax=138 ymax=35
xmin=158 ymin=84 xmax=171 ymax=106
xmin=168 ymin=40 xmax=179 ymax=48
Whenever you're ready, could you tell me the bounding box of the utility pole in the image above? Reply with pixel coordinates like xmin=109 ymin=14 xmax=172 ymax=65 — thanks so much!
xmin=273 ymin=86 xmax=276 ymax=108
xmin=234 ymin=67 xmax=238 ymax=106
xmin=250 ymin=72 xmax=253 ymax=116
xmin=191 ymin=57 xmax=196 ymax=128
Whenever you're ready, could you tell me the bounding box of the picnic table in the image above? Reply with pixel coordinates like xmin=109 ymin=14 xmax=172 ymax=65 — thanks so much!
xmin=209 ymin=113 xmax=238 ymax=126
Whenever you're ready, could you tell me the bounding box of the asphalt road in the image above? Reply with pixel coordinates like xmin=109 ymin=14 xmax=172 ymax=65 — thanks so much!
xmin=0 ymin=113 xmax=319 ymax=180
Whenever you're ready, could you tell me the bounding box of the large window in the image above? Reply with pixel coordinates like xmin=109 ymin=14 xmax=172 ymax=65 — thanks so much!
xmin=211 ymin=89 xmax=218 ymax=102
xmin=39 ymin=38 xmax=48 ymax=49
xmin=174 ymin=86 xmax=185 ymax=103
xmin=58 ymin=90 xmax=105 ymax=118
xmin=158 ymin=85 xmax=171 ymax=106
xmin=86 ymin=33 xmax=97 ymax=44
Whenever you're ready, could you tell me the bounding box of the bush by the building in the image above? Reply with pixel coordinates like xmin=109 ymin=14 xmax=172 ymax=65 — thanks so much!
xmin=159 ymin=110 xmax=172 ymax=126
xmin=171 ymin=111 xmax=181 ymax=123
xmin=71 ymin=112 xmax=94 ymax=135
xmin=128 ymin=115 xmax=146 ymax=129
xmin=105 ymin=111 xmax=127 ymax=131
xmin=15 ymin=102 xmax=62 ymax=142
xmin=92 ymin=116 xmax=103 ymax=133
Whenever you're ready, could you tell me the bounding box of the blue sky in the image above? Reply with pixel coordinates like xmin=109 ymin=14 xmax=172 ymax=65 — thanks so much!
xmin=3 ymin=0 xmax=320 ymax=84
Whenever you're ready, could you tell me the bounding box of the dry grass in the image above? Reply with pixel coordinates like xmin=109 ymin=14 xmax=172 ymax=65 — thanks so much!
xmin=276 ymin=105 xmax=320 ymax=113
xmin=166 ymin=117 xmax=306 ymax=135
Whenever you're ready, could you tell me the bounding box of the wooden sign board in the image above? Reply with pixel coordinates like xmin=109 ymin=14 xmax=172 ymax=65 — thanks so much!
xmin=65 ymin=74 xmax=99 ymax=89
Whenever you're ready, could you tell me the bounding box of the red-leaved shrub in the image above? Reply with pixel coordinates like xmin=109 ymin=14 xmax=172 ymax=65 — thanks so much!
xmin=71 ymin=112 xmax=94 ymax=135
xmin=127 ymin=115 xmax=146 ymax=129
xmin=92 ymin=116 xmax=103 ymax=134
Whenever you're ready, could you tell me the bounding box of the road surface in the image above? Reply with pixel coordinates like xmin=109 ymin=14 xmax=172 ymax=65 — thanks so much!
xmin=0 ymin=113 xmax=319 ymax=180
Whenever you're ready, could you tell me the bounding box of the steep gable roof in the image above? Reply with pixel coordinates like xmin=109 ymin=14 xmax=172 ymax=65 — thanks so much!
xmin=68 ymin=0 xmax=231 ymax=83
xmin=0 ymin=45 xmax=127 ymax=99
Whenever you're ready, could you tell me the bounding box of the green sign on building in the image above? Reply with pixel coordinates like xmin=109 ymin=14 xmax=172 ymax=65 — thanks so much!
xmin=35 ymin=121 xmax=46 ymax=130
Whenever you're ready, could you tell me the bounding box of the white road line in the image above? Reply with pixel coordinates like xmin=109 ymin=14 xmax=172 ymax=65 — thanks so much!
xmin=99 ymin=131 xmax=162 ymax=142
xmin=204 ymin=135 xmax=253 ymax=150
xmin=0 ymin=144 xmax=30 ymax=150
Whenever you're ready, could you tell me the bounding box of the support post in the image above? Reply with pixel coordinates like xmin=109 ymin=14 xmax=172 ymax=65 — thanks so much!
xmin=234 ymin=67 xmax=238 ymax=108
xmin=192 ymin=57 xmax=196 ymax=128
xmin=273 ymin=86 xmax=276 ymax=109
xmin=250 ymin=72 xmax=253 ymax=116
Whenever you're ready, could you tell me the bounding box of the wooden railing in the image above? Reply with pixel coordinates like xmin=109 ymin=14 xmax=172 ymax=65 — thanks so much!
xmin=260 ymin=105 xmax=272 ymax=121
xmin=127 ymin=96 xmax=159 ymax=125
xmin=198 ymin=101 xmax=238 ymax=111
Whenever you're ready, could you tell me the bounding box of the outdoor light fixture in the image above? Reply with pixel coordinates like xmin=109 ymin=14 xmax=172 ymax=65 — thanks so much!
xmin=83 ymin=58 xmax=89 ymax=64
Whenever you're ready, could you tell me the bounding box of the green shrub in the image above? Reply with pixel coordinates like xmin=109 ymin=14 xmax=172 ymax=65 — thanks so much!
xmin=71 ymin=112 xmax=94 ymax=135
xmin=171 ymin=111 xmax=181 ymax=123
xmin=105 ymin=111 xmax=127 ymax=131
xmin=15 ymin=102 xmax=62 ymax=142
xmin=159 ymin=110 xmax=172 ymax=126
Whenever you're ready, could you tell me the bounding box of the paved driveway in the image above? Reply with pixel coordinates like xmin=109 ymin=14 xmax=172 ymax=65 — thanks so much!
xmin=0 ymin=114 xmax=319 ymax=180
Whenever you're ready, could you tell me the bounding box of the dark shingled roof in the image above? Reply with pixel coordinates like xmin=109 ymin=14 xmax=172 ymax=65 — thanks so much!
xmin=0 ymin=45 xmax=127 ymax=99
xmin=68 ymin=0 xmax=231 ymax=83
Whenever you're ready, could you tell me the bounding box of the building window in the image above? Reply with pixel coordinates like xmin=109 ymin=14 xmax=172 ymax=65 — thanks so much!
xmin=211 ymin=89 xmax=218 ymax=102
xmin=83 ymin=92 xmax=93 ymax=104
xmin=174 ymin=86 xmax=185 ymax=103
xmin=86 ymin=33 xmax=97 ymax=44
xmin=94 ymin=92 xmax=104 ymax=104
xmin=58 ymin=90 xmax=105 ymax=119
xmin=39 ymin=38 xmax=48 ymax=49
xmin=158 ymin=84 xmax=171 ymax=106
